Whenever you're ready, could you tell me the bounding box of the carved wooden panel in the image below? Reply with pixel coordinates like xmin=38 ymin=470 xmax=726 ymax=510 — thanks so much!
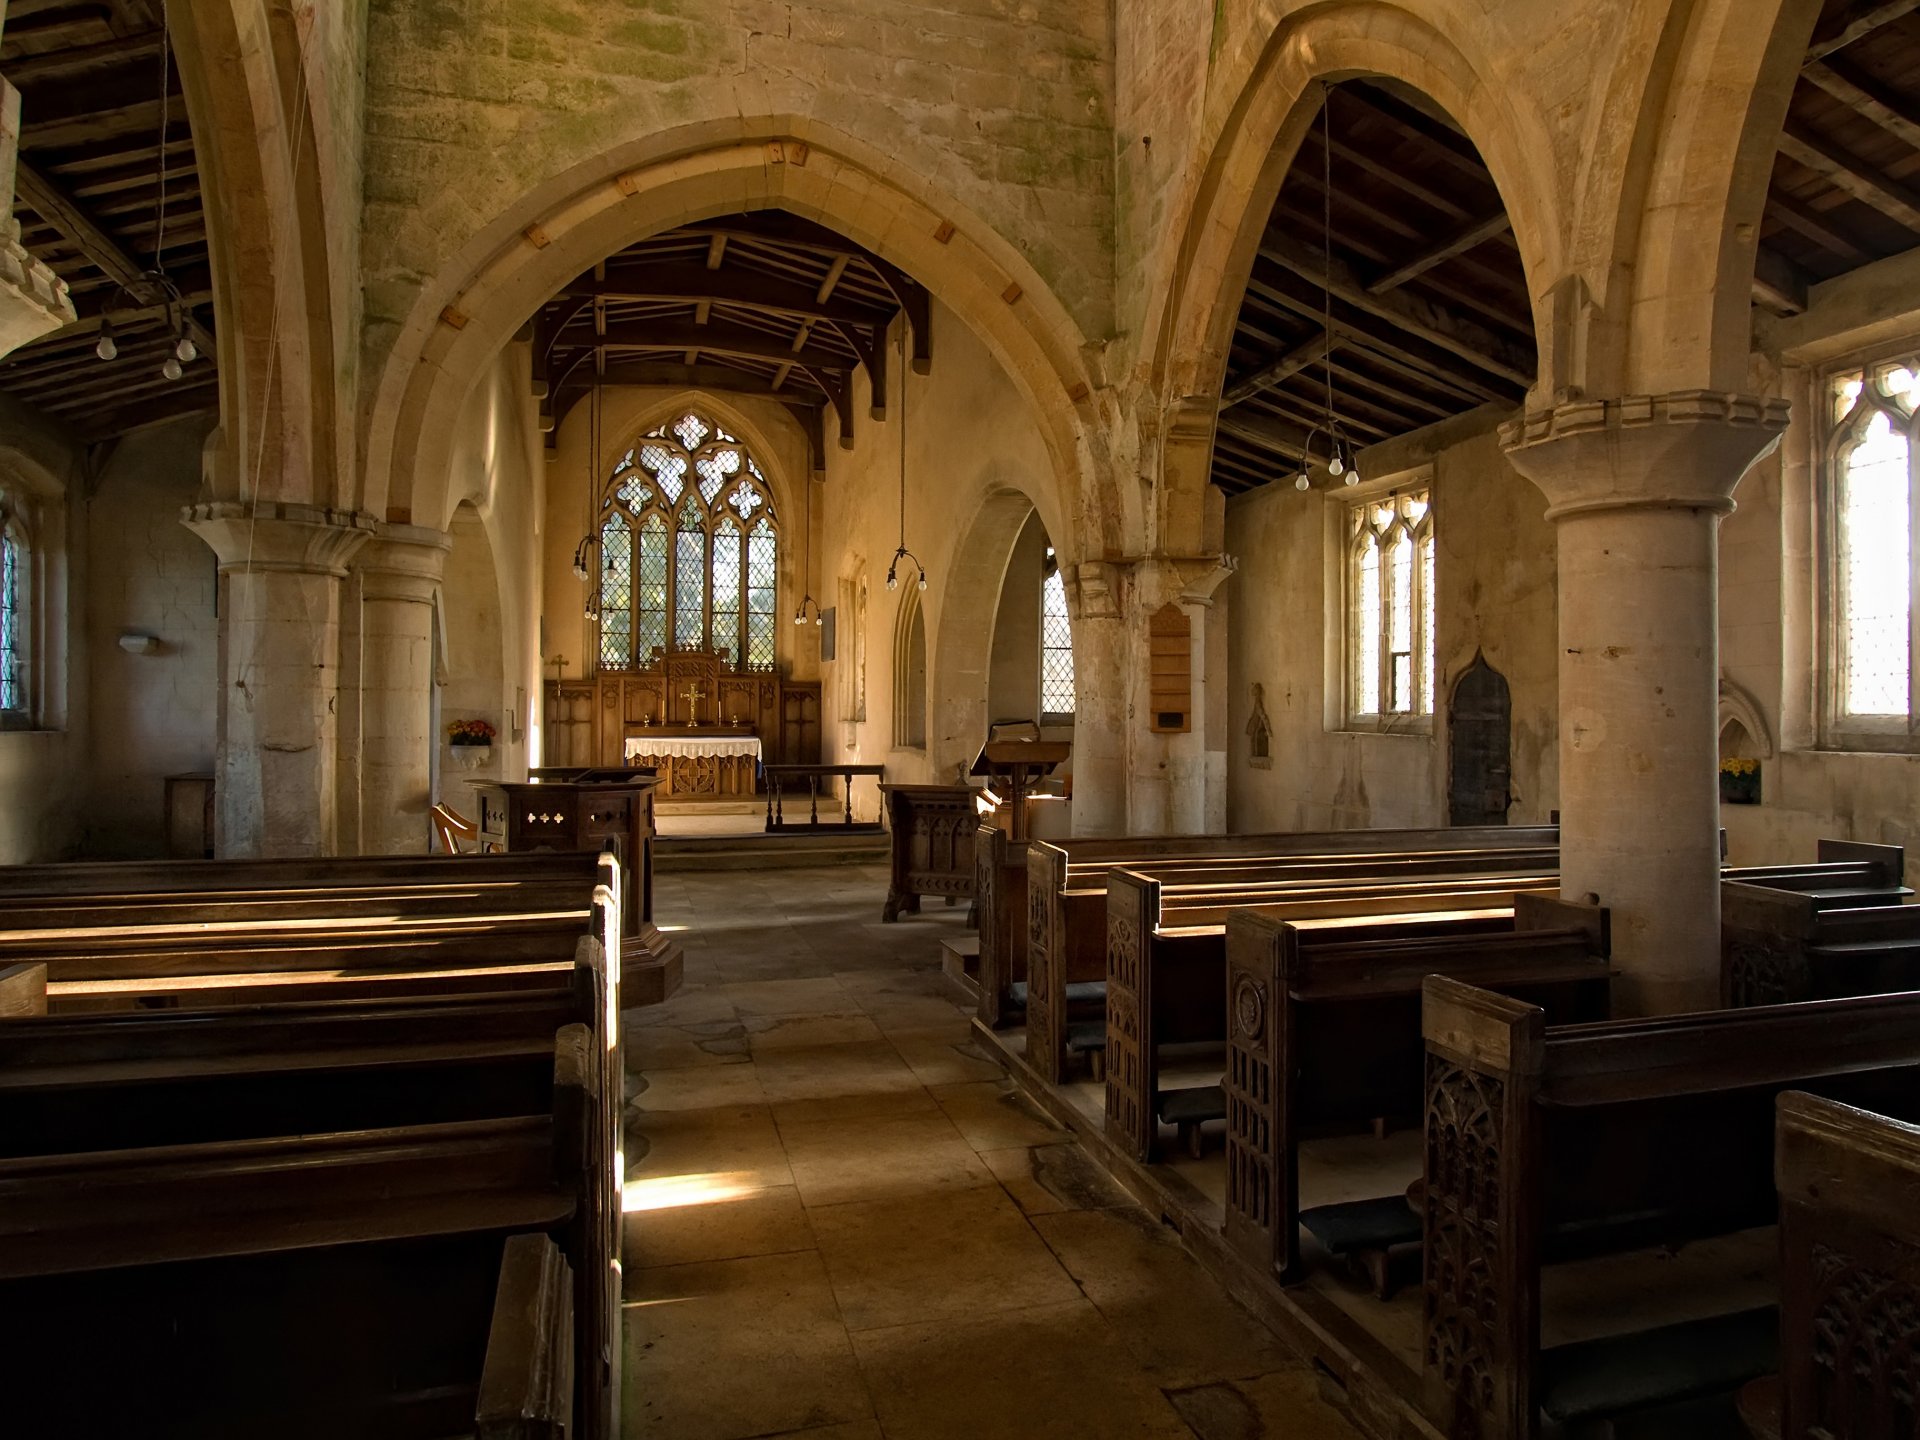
xmin=1803 ymin=1240 xmax=1920 ymax=1435
xmin=1422 ymin=1054 xmax=1509 ymax=1440
xmin=1223 ymin=927 xmax=1277 ymax=1275
xmin=543 ymin=669 xmax=821 ymax=772
xmin=975 ymin=826 xmax=1004 ymax=1026
xmin=1104 ymin=877 xmax=1151 ymax=1161
xmin=1026 ymin=844 xmax=1065 ymax=1083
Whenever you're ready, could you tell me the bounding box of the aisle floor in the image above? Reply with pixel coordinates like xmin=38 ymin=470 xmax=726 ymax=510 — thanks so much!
xmin=622 ymin=862 xmax=1363 ymax=1440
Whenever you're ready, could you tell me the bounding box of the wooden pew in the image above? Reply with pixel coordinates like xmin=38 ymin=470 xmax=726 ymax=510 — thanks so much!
xmin=0 ymin=960 xmax=45 ymax=1015
xmin=1723 ymin=881 xmax=1920 ymax=1008
xmin=1419 ymin=979 xmax=1920 ymax=1440
xmin=1103 ymin=872 xmax=1561 ymax=1163
xmin=1221 ymin=894 xmax=1611 ymax=1287
xmin=0 ymin=1025 xmax=615 ymax=1440
xmin=0 ymin=849 xmax=606 ymax=898
xmin=1000 ymin=824 xmax=1559 ymax=1031
xmin=1765 ymin=1092 xmax=1920 ymax=1440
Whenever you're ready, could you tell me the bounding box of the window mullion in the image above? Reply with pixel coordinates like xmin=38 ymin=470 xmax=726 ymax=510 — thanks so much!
xmin=1909 ymin=425 xmax=1920 ymax=732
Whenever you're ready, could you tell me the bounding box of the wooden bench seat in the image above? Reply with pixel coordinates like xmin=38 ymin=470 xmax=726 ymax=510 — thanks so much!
xmin=1221 ymin=893 xmax=1611 ymax=1285
xmin=1724 ymin=880 xmax=1920 ymax=1006
xmin=1420 ymin=979 xmax=1920 ymax=1440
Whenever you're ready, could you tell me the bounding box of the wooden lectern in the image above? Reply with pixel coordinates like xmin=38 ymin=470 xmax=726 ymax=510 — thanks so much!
xmin=469 ymin=772 xmax=683 ymax=1005
xmin=970 ymin=739 xmax=1072 ymax=842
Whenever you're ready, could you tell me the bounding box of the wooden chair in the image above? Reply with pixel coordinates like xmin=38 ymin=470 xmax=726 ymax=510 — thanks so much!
xmin=432 ymin=802 xmax=496 ymax=855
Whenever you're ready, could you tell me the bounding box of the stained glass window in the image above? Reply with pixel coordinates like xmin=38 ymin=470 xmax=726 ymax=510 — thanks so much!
xmin=1041 ymin=557 xmax=1075 ymax=716
xmin=589 ymin=411 xmax=779 ymax=670
xmin=1831 ymin=366 xmax=1920 ymax=737
xmin=1348 ymin=488 xmax=1434 ymax=723
xmin=0 ymin=522 xmax=22 ymax=714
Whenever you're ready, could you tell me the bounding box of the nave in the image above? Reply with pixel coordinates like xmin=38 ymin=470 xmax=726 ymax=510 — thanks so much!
xmin=624 ymin=861 xmax=1360 ymax=1440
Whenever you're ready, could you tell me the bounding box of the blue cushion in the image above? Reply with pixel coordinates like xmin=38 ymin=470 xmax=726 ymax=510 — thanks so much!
xmin=1065 ymin=1022 xmax=1106 ymax=1053
xmin=1008 ymin=980 xmax=1106 ymax=1006
xmin=1299 ymin=1196 xmax=1421 ymax=1255
xmin=1540 ymin=1306 xmax=1777 ymax=1424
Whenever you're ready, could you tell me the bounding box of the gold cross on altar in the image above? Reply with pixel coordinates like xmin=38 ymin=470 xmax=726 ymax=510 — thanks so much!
xmin=680 ymin=682 xmax=706 ymax=722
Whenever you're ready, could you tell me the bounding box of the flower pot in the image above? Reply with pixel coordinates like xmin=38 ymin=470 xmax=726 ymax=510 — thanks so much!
xmin=450 ymin=743 xmax=492 ymax=772
xmin=1719 ymin=765 xmax=1761 ymax=806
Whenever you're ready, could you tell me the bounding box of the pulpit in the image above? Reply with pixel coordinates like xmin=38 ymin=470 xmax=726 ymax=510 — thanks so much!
xmin=469 ymin=773 xmax=683 ymax=1005
xmin=970 ymin=739 xmax=1072 ymax=842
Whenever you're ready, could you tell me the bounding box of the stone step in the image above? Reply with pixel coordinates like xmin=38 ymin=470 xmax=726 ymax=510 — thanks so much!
xmin=653 ymin=831 xmax=890 ymax=872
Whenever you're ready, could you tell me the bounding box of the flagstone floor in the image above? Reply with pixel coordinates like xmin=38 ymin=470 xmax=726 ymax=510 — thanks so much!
xmin=620 ymin=861 xmax=1362 ymax=1440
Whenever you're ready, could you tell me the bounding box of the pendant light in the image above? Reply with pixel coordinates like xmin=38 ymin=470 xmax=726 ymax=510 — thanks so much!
xmin=884 ymin=319 xmax=927 ymax=593
xmin=98 ymin=3 xmax=201 ymax=381
xmin=793 ymin=462 xmax=822 ymax=625
xmin=581 ymin=378 xmax=604 ymax=623
xmin=1293 ymin=88 xmax=1361 ymax=493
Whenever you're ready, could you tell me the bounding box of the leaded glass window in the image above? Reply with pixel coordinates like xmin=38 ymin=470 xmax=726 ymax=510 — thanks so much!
xmin=595 ymin=411 xmax=780 ymax=670
xmin=1348 ymin=489 xmax=1433 ymax=724
xmin=1829 ymin=363 xmax=1920 ymax=743
xmin=1041 ymin=552 xmax=1075 ymax=716
xmin=0 ymin=521 xmax=22 ymax=715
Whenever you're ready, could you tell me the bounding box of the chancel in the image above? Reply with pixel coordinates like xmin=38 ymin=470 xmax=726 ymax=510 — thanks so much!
xmin=6 ymin=1 xmax=1920 ymax=1437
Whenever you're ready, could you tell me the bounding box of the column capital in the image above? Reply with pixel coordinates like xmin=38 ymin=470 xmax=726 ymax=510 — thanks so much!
xmin=1500 ymin=390 xmax=1792 ymax=520
xmin=356 ymin=522 xmax=452 ymax=604
xmin=182 ymin=501 xmax=379 ymax=576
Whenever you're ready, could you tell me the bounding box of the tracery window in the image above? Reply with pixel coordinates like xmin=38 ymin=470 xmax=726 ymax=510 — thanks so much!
xmin=1828 ymin=361 xmax=1920 ymax=744
xmin=0 ymin=514 xmax=25 ymax=717
xmin=1040 ymin=549 xmax=1075 ymax=717
xmin=1347 ymin=488 xmax=1434 ymax=726
xmin=596 ymin=412 xmax=778 ymax=671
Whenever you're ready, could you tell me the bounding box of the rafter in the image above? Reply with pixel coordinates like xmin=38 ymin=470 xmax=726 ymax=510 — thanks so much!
xmin=555 ymin=319 xmax=857 ymax=372
xmin=13 ymin=157 xmax=213 ymax=357
xmin=2 ymin=28 xmax=164 ymax=83
xmin=1223 ymin=334 xmax=1335 ymax=407
xmin=1217 ymin=410 xmax=1312 ymax=465
xmin=1767 ymin=191 xmax=1873 ymax=263
xmin=1256 ymin=236 xmax=1535 ymax=387
xmin=1803 ymin=57 xmax=1920 ymax=152
xmin=1753 ymin=245 xmax=1810 ymax=314
xmin=1804 ymin=0 xmax=1920 ymax=64
xmin=557 ymin=265 xmax=896 ymax=328
xmin=1367 ymin=211 xmax=1512 ymax=293
xmin=1778 ymin=117 xmax=1920 ymax=235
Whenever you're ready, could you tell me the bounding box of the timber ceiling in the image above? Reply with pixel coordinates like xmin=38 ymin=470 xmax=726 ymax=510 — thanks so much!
xmin=0 ymin=1 xmax=215 ymax=441
xmin=1758 ymin=0 xmax=1920 ymax=307
xmin=1210 ymin=79 xmax=1537 ymax=497
xmin=534 ymin=212 xmax=931 ymax=468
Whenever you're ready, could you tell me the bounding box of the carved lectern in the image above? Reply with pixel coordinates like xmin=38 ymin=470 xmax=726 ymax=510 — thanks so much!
xmin=469 ymin=772 xmax=683 ymax=1005
xmin=970 ymin=739 xmax=1072 ymax=843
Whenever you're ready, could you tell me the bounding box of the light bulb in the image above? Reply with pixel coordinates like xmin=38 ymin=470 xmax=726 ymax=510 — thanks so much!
xmin=174 ymin=335 xmax=198 ymax=364
xmin=571 ymin=563 xmax=588 ymax=582
xmin=1294 ymin=473 xmax=1310 ymax=491
xmin=917 ymin=572 xmax=927 ymax=591
xmin=793 ymin=610 xmax=804 ymax=625
xmin=1345 ymin=467 xmax=1361 ymax=487
xmin=815 ymin=613 xmax=823 ymax=627
xmin=161 ymin=356 xmax=184 ymax=381
xmin=95 ymin=328 xmax=118 ymax=362
xmin=1328 ymin=452 xmax=1345 ymax=477
xmin=886 ymin=571 xmax=898 ymax=592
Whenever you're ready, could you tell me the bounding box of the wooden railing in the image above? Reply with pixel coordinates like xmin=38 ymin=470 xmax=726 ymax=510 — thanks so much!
xmin=765 ymin=764 xmax=886 ymax=833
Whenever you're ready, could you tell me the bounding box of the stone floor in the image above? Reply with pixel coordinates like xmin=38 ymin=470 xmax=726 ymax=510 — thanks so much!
xmin=620 ymin=862 xmax=1363 ymax=1440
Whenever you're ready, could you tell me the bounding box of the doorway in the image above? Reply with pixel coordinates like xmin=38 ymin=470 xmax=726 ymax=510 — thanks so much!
xmin=1447 ymin=654 xmax=1511 ymax=826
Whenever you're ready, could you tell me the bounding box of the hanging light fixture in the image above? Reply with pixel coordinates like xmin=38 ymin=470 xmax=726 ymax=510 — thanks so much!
xmin=794 ymin=457 xmax=821 ymax=626
xmin=884 ymin=319 xmax=927 ymax=593
xmin=98 ymin=8 xmax=201 ymax=382
xmin=581 ymin=376 xmax=604 ymax=622
xmin=1292 ymin=88 xmax=1361 ymax=494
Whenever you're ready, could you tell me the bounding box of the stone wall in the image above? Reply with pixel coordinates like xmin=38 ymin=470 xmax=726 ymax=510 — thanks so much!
xmin=1225 ymin=418 xmax=1559 ymax=833
xmin=82 ymin=417 xmax=221 ymax=857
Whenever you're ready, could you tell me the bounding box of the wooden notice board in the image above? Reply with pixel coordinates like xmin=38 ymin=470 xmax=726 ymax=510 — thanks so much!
xmin=1148 ymin=603 xmax=1191 ymax=733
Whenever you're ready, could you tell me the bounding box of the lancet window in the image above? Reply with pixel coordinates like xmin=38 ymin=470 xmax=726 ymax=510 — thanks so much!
xmin=1347 ymin=488 xmax=1434 ymax=724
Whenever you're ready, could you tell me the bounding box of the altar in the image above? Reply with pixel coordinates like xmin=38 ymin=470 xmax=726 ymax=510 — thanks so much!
xmin=624 ymin=728 xmax=763 ymax=797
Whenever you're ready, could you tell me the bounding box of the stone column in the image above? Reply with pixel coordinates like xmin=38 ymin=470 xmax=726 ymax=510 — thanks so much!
xmin=183 ymin=502 xmax=378 ymax=858
xmin=353 ymin=525 xmax=452 ymax=854
xmin=1068 ymin=560 xmax=1129 ymax=836
xmin=1502 ymin=393 xmax=1790 ymax=1014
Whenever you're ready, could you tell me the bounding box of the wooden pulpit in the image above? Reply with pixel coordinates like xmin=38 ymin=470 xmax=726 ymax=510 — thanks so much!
xmin=970 ymin=739 xmax=1072 ymax=842
xmin=469 ymin=773 xmax=683 ymax=1005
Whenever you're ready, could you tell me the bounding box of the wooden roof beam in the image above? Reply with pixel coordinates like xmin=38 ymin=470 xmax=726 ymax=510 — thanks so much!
xmin=1223 ymin=333 xmax=1336 ymax=407
xmin=1767 ymin=192 xmax=1873 ymax=263
xmin=556 ymin=265 xmax=895 ymax=327
xmin=13 ymin=157 xmax=213 ymax=357
xmin=576 ymin=320 xmax=858 ymax=371
xmin=1805 ymin=0 xmax=1920 ymax=63
xmin=1367 ymin=211 xmax=1512 ymax=294
xmin=2 ymin=28 xmax=164 ymax=84
xmin=1778 ymin=117 xmax=1920 ymax=235
xmin=1256 ymin=236 xmax=1535 ymax=387
xmin=1217 ymin=410 xmax=1312 ymax=465
xmin=1753 ymin=245 xmax=1810 ymax=315
xmin=1803 ymin=57 xmax=1920 ymax=152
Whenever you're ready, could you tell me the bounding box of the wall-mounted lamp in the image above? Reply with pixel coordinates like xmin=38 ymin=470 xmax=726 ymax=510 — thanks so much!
xmin=118 ymin=632 xmax=161 ymax=655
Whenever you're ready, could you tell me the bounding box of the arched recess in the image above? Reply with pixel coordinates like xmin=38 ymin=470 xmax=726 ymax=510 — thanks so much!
xmin=437 ymin=502 xmax=508 ymax=789
xmin=1143 ymin=3 xmax=1565 ymax=428
xmin=928 ymin=489 xmax=1053 ymax=780
xmin=360 ymin=119 xmax=1127 ymax=558
xmin=168 ymin=0 xmax=346 ymax=506
xmin=1607 ymin=0 xmax=1824 ymax=394
xmin=892 ymin=588 xmax=927 ymax=752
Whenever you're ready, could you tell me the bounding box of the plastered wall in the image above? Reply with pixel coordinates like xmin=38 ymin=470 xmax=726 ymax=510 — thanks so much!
xmin=1225 ymin=418 xmax=1559 ymax=834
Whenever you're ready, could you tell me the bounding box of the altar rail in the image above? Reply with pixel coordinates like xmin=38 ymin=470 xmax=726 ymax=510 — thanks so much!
xmin=765 ymin=765 xmax=885 ymax=833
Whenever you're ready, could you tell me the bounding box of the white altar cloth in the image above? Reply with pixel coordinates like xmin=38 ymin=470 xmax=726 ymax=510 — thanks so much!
xmin=625 ymin=735 xmax=764 ymax=761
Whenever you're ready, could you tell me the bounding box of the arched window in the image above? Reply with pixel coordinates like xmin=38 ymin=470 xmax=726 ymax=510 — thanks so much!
xmin=1346 ymin=486 xmax=1434 ymax=725
xmin=1828 ymin=362 xmax=1919 ymax=744
xmin=0 ymin=509 xmax=27 ymax=718
xmin=893 ymin=587 xmax=927 ymax=749
xmin=596 ymin=411 xmax=779 ymax=671
xmin=1040 ymin=548 xmax=1074 ymax=717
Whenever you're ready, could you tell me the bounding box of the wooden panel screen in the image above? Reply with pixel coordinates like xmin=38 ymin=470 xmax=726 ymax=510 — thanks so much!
xmin=1148 ymin=603 xmax=1191 ymax=734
